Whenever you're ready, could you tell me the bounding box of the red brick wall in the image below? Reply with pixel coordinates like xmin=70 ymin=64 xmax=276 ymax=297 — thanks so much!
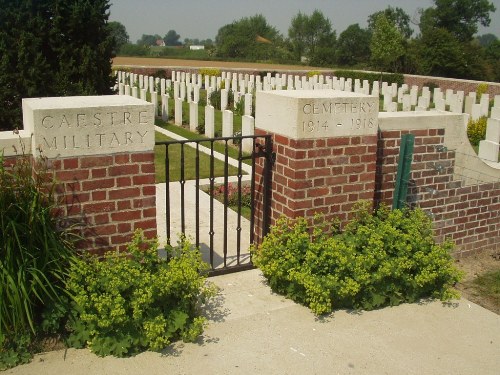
xmin=50 ymin=152 xmax=157 ymax=254
xmin=253 ymin=129 xmax=378 ymax=244
xmin=254 ymin=125 xmax=499 ymax=256
xmin=376 ymin=128 xmax=500 ymax=256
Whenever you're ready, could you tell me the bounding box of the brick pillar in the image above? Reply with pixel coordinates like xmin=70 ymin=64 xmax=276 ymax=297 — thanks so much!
xmin=22 ymin=95 xmax=156 ymax=254
xmin=254 ymin=90 xmax=379 ymax=243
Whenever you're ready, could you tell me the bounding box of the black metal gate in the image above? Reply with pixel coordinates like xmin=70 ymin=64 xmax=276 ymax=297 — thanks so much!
xmin=155 ymin=134 xmax=273 ymax=276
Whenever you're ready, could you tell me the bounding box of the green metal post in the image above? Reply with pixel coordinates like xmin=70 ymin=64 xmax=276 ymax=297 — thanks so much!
xmin=392 ymin=134 xmax=415 ymax=210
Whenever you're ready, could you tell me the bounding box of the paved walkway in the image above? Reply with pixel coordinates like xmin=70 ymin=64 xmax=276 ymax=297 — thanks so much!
xmin=8 ymin=269 xmax=500 ymax=375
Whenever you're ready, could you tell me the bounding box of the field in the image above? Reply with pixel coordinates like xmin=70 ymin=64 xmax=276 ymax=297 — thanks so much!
xmin=113 ymin=56 xmax=331 ymax=72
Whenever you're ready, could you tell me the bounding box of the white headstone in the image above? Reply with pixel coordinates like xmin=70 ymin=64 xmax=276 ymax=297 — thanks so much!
xmin=160 ymin=79 xmax=166 ymax=95
xmin=222 ymin=110 xmax=233 ymax=137
xmin=174 ymin=81 xmax=180 ymax=99
xmin=478 ymin=140 xmax=500 ymax=162
xmin=485 ymin=117 xmax=500 ymax=142
xmin=471 ymin=104 xmax=482 ymax=120
xmin=161 ymin=94 xmax=168 ymax=121
xmin=383 ymin=93 xmax=392 ymax=111
xmin=189 ymin=101 xmax=198 ymax=132
xmin=241 ymin=115 xmax=255 ymax=153
xmin=434 ymin=98 xmax=446 ymax=111
xmin=480 ymin=94 xmax=490 ymax=116
xmin=132 ymin=86 xmax=140 ymax=99
xmin=445 ymin=89 xmax=454 ymax=105
xmin=174 ymin=98 xmax=183 ymax=125
xmin=151 ymin=92 xmax=158 ymax=117
xmin=244 ymin=93 xmax=253 ymax=116
xmin=491 ymin=107 xmax=500 ymax=120
xmin=149 ymin=76 xmax=154 ymax=93
xmin=402 ymin=95 xmax=411 ymax=111
xmin=410 ymin=86 xmax=418 ymax=106
xmin=464 ymin=95 xmax=475 ymax=115
xmin=204 ymin=105 xmax=215 ymax=138
xmin=391 ymin=83 xmax=398 ymax=97
xmin=494 ymin=95 xmax=500 ymax=107
xmin=193 ymin=86 xmax=200 ymax=103
xmin=180 ymin=83 xmax=186 ymax=101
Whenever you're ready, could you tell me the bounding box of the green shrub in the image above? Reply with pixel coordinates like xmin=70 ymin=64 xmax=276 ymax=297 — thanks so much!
xmin=467 ymin=116 xmax=487 ymax=147
xmin=199 ymin=68 xmax=221 ymax=77
xmin=0 ymin=153 xmax=78 ymax=369
xmin=423 ymin=81 xmax=439 ymax=92
xmin=66 ymin=231 xmax=215 ymax=357
xmin=476 ymin=83 xmax=488 ymax=101
xmin=307 ymin=70 xmax=322 ymax=77
xmin=252 ymin=202 xmax=462 ymax=315
xmin=334 ymin=70 xmax=404 ymax=86
xmin=209 ymin=88 xmax=234 ymax=110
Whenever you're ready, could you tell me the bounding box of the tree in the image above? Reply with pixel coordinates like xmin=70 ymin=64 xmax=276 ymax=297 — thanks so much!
xmin=477 ymin=33 xmax=498 ymax=46
xmin=426 ymin=0 xmax=496 ymax=42
xmin=107 ymin=21 xmax=129 ymax=54
xmin=413 ymin=28 xmax=469 ymax=78
xmin=137 ymin=34 xmax=161 ymax=46
xmin=336 ymin=24 xmax=371 ymax=66
xmin=367 ymin=6 xmax=413 ymax=39
xmin=215 ymin=14 xmax=283 ymax=61
xmin=164 ymin=30 xmax=181 ymax=46
xmin=288 ymin=10 xmax=336 ymax=65
xmin=485 ymin=40 xmax=500 ymax=81
xmin=288 ymin=12 xmax=308 ymax=61
xmin=0 ymin=0 xmax=115 ymax=130
xmin=370 ymin=14 xmax=405 ymax=72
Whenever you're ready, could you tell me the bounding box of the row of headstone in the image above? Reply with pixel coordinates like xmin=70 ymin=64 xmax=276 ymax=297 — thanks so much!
xmin=117 ymin=69 xmax=499 ymax=161
xmin=116 ymin=70 xmax=500 ymax=120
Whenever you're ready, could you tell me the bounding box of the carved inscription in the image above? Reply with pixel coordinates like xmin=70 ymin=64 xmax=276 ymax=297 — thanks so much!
xmin=301 ymin=100 xmax=377 ymax=135
xmin=38 ymin=110 xmax=151 ymax=152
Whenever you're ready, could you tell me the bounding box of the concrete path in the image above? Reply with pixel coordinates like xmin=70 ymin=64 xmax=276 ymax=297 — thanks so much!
xmin=156 ymin=180 xmax=252 ymax=270
xmin=7 ymin=269 xmax=500 ymax=375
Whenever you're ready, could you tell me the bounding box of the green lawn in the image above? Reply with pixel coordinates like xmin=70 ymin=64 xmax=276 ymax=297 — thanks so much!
xmin=155 ymin=119 xmax=252 ymax=165
xmin=155 ymin=131 xmax=243 ymax=183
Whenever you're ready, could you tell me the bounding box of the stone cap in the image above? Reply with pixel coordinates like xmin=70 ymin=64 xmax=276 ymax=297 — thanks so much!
xmin=22 ymin=95 xmax=154 ymax=158
xmin=256 ymin=90 xmax=379 ymax=139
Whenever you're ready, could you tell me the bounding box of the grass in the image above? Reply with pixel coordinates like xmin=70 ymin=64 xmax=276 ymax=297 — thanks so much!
xmin=155 ymin=119 xmax=252 ymax=165
xmin=472 ymin=269 xmax=500 ymax=302
xmin=154 ymin=131 xmax=242 ymax=183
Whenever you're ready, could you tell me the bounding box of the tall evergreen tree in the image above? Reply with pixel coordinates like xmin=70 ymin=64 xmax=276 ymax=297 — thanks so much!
xmin=0 ymin=0 xmax=115 ymax=130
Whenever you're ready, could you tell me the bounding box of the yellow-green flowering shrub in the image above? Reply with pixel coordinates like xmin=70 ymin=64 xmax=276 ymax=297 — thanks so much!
xmin=307 ymin=70 xmax=322 ymax=77
xmin=467 ymin=116 xmax=487 ymax=147
xmin=476 ymin=83 xmax=488 ymax=101
xmin=66 ymin=231 xmax=215 ymax=357
xmin=253 ymin=202 xmax=463 ymax=315
xmin=199 ymin=68 xmax=221 ymax=77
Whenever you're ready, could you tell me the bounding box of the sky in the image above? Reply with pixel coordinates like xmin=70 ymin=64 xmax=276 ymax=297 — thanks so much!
xmin=109 ymin=0 xmax=500 ymax=43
